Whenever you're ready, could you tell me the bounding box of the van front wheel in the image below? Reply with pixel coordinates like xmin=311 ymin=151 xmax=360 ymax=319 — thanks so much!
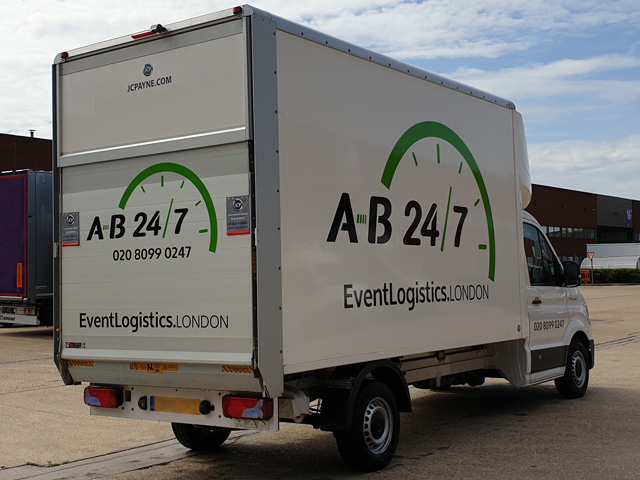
xmin=334 ymin=381 xmax=400 ymax=472
xmin=555 ymin=340 xmax=589 ymax=399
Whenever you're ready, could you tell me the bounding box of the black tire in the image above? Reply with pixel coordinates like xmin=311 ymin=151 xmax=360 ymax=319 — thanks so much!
xmin=171 ymin=423 xmax=231 ymax=452
xmin=555 ymin=340 xmax=589 ymax=399
xmin=334 ymin=381 xmax=400 ymax=472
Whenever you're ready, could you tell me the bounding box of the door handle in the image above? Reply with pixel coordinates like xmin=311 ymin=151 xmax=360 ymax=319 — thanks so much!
xmin=532 ymin=297 xmax=542 ymax=305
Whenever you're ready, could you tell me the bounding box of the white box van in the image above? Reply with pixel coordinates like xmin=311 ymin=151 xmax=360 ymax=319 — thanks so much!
xmin=53 ymin=5 xmax=594 ymax=471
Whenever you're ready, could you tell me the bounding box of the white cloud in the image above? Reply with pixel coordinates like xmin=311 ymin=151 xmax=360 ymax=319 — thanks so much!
xmin=1 ymin=0 xmax=638 ymax=204
xmin=450 ymin=55 xmax=640 ymax=102
xmin=269 ymin=0 xmax=640 ymax=60
xmin=529 ymin=135 xmax=640 ymax=200
xmin=1 ymin=0 xmax=639 ymax=148
xmin=448 ymin=54 xmax=640 ymax=142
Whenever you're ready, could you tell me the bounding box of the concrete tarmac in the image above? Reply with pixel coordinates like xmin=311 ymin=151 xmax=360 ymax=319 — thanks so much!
xmin=0 ymin=328 xmax=172 ymax=471
xmin=1 ymin=285 xmax=639 ymax=479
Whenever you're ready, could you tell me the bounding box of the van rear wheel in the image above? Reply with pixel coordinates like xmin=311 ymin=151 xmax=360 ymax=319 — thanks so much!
xmin=554 ymin=340 xmax=589 ymax=399
xmin=334 ymin=381 xmax=400 ymax=472
xmin=172 ymin=423 xmax=231 ymax=452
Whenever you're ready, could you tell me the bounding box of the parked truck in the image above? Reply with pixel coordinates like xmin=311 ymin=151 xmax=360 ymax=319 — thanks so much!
xmin=0 ymin=170 xmax=53 ymax=326
xmin=53 ymin=6 xmax=594 ymax=471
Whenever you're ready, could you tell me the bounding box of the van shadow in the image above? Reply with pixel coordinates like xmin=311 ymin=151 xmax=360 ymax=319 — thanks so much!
xmin=0 ymin=325 xmax=52 ymax=337
xmin=178 ymin=382 xmax=585 ymax=479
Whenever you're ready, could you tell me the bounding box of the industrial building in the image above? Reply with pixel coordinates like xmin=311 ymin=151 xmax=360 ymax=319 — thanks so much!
xmin=0 ymin=132 xmax=51 ymax=171
xmin=525 ymin=184 xmax=640 ymax=264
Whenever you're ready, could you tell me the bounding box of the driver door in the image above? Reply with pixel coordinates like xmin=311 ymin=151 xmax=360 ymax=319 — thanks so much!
xmin=523 ymin=223 xmax=569 ymax=374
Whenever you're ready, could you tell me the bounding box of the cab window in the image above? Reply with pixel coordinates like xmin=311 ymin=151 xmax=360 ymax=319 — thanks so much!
xmin=523 ymin=223 xmax=560 ymax=286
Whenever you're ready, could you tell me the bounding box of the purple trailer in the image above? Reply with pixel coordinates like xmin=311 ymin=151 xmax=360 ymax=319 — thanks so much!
xmin=0 ymin=170 xmax=53 ymax=326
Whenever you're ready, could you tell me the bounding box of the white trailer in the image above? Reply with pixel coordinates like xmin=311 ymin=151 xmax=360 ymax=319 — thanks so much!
xmin=580 ymin=243 xmax=640 ymax=271
xmin=53 ymin=6 xmax=594 ymax=471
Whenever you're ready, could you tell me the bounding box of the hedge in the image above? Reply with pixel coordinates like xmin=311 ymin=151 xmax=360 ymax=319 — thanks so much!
xmin=581 ymin=268 xmax=640 ymax=284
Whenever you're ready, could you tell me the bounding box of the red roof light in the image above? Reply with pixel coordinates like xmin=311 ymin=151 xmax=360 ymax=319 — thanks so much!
xmin=131 ymin=24 xmax=167 ymax=40
xmin=131 ymin=30 xmax=156 ymax=40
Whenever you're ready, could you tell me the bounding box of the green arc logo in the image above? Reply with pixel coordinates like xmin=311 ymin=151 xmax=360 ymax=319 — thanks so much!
xmin=382 ymin=122 xmax=495 ymax=281
xmin=118 ymin=162 xmax=218 ymax=253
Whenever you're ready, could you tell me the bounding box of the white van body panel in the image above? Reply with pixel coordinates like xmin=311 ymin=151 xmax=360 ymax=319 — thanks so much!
xmin=52 ymin=7 xmax=593 ymax=441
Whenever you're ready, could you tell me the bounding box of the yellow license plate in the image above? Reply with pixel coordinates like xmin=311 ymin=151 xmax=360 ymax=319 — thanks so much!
xmin=150 ymin=396 xmax=201 ymax=415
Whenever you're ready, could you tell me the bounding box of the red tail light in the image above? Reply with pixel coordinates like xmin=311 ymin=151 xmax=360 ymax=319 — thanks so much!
xmin=222 ymin=396 xmax=273 ymax=420
xmin=84 ymin=386 xmax=123 ymax=408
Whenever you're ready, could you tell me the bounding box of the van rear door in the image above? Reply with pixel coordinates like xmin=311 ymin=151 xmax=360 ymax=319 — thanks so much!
xmin=54 ymin=16 xmax=262 ymax=393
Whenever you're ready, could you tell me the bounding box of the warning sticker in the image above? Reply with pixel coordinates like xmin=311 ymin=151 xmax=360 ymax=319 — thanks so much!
xmin=61 ymin=212 xmax=80 ymax=246
xmin=226 ymin=196 xmax=250 ymax=235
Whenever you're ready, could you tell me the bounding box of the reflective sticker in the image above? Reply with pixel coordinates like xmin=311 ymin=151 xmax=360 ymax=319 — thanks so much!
xmin=68 ymin=360 xmax=94 ymax=367
xmin=222 ymin=365 xmax=252 ymax=374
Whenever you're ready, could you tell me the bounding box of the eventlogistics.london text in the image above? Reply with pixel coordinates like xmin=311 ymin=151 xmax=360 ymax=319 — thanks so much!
xmin=343 ymin=281 xmax=489 ymax=311
xmin=78 ymin=311 xmax=228 ymax=333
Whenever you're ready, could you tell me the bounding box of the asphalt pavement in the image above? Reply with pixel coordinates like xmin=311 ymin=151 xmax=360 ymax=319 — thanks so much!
xmin=1 ymin=285 xmax=639 ymax=479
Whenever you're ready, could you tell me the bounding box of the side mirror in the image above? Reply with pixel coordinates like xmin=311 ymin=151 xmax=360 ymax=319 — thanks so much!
xmin=563 ymin=261 xmax=581 ymax=288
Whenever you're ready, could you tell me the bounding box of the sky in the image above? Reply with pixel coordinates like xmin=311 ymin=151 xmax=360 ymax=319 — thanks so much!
xmin=1 ymin=0 xmax=639 ymax=200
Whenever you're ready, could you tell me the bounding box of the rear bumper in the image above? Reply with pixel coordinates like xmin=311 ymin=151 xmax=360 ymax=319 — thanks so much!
xmin=0 ymin=312 xmax=40 ymax=326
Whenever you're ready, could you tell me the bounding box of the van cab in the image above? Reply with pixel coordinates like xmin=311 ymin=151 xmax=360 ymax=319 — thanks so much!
xmin=523 ymin=211 xmax=594 ymax=398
